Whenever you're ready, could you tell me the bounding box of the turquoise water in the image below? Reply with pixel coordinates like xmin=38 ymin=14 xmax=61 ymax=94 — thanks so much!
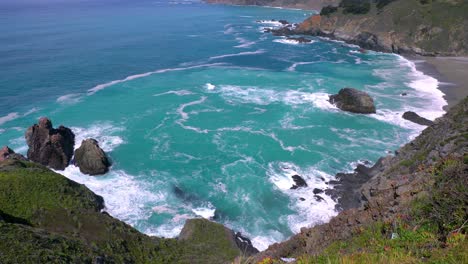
xmin=0 ymin=0 xmax=446 ymax=250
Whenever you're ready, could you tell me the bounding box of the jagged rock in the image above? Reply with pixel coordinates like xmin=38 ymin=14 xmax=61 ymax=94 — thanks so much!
xmin=74 ymin=139 xmax=110 ymax=176
xmin=0 ymin=146 xmax=26 ymax=162
xmin=329 ymin=88 xmax=376 ymax=114
xmin=313 ymin=188 xmax=324 ymax=194
xmin=291 ymin=175 xmax=308 ymax=189
xmin=314 ymin=195 xmax=325 ymax=202
xmin=402 ymin=111 xmax=434 ymax=126
xmin=278 ymin=19 xmax=289 ymax=25
xmin=25 ymin=117 xmax=75 ymax=170
xmin=179 ymin=218 xmax=259 ymax=260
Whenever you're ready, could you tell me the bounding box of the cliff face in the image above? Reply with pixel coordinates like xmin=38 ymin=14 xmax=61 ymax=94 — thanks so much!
xmin=251 ymin=97 xmax=467 ymax=261
xmin=205 ymin=0 xmax=340 ymax=10
xmin=287 ymin=0 xmax=468 ymax=56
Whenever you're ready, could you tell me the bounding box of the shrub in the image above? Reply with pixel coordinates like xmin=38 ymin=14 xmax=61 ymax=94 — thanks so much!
xmin=320 ymin=5 xmax=338 ymax=16
xmin=339 ymin=0 xmax=371 ymax=15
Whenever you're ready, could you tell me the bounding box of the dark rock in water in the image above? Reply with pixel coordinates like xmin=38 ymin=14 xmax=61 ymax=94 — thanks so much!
xmin=402 ymin=111 xmax=434 ymax=126
xmin=299 ymin=197 xmax=306 ymax=201
xmin=329 ymin=88 xmax=376 ymax=114
xmin=291 ymin=175 xmax=308 ymax=189
xmin=25 ymin=117 xmax=75 ymax=170
xmin=401 ymin=92 xmax=408 ymax=96
xmin=271 ymin=26 xmax=294 ymax=36
xmin=278 ymin=19 xmax=289 ymax=25
xmin=359 ymin=48 xmax=368 ymax=54
xmin=263 ymin=28 xmax=272 ymax=33
xmin=314 ymin=195 xmax=325 ymax=202
xmin=74 ymin=139 xmax=110 ymax=176
xmin=179 ymin=218 xmax=259 ymax=259
xmin=325 ymin=156 xmax=392 ymax=211
xmin=287 ymin=36 xmax=312 ymax=43
xmin=313 ymin=188 xmax=324 ymax=194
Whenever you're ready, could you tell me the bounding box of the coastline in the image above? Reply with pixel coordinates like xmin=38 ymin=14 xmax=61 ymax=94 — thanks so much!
xmin=411 ymin=56 xmax=468 ymax=110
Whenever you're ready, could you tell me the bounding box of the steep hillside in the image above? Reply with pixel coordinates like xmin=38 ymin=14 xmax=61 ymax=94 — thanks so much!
xmin=205 ymin=0 xmax=340 ymax=10
xmin=285 ymin=0 xmax=468 ymax=55
xmin=248 ymin=97 xmax=467 ymax=262
xmin=0 ymin=159 xmax=257 ymax=263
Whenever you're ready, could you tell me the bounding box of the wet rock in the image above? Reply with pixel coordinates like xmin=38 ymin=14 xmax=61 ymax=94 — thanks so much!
xmin=314 ymin=195 xmax=325 ymax=202
xmin=313 ymin=188 xmax=324 ymax=194
xmin=329 ymin=88 xmax=376 ymax=114
xmin=402 ymin=111 xmax=434 ymax=126
xmin=299 ymin=197 xmax=306 ymax=201
xmin=291 ymin=175 xmax=308 ymax=189
xmin=286 ymin=36 xmax=312 ymax=43
xmin=25 ymin=117 xmax=75 ymax=170
xmin=401 ymin=93 xmax=408 ymax=96
xmin=74 ymin=139 xmax=110 ymax=175
xmin=279 ymin=19 xmax=289 ymax=25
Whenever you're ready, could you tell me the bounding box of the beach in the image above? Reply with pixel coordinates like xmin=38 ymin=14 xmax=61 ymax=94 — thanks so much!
xmin=412 ymin=56 xmax=468 ymax=110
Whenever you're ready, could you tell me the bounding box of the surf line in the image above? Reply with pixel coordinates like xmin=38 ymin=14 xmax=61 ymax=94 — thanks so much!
xmin=87 ymin=63 xmax=227 ymax=95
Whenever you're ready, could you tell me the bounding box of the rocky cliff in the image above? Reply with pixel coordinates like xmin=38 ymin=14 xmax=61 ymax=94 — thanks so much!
xmin=288 ymin=0 xmax=468 ymax=56
xmin=205 ymin=0 xmax=339 ymax=10
xmin=249 ymin=97 xmax=467 ymax=262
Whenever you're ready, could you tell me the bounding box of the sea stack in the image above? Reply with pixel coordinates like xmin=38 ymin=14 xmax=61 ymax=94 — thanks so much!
xmin=74 ymin=139 xmax=110 ymax=176
xmin=25 ymin=117 xmax=75 ymax=170
xmin=329 ymin=88 xmax=376 ymax=114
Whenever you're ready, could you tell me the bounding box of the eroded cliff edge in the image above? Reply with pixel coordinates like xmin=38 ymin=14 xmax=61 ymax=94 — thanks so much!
xmin=280 ymin=0 xmax=468 ymax=56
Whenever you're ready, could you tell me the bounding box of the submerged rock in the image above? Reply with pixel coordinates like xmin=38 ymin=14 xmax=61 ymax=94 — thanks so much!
xmin=291 ymin=175 xmax=308 ymax=189
xmin=74 ymin=139 xmax=110 ymax=175
xmin=25 ymin=117 xmax=75 ymax=170
xmin=402 ymin=111 xmax=434 ymax=126
xmin=286 ymin=36 xmax=312 ymax=43
xmin=329 ymin=88 xmax=376 ymax=114
xmin=179 ymin=218 xmax=259 ymax=260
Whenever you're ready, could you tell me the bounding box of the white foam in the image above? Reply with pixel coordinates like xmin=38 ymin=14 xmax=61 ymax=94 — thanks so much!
xmin=175 ymin=97 xmax=209 ymax=134
xmin=0 ymin=112 xmax=19 ymax=126
xmin=287 ymin=61 xmax=316 ymax=72
xmin=71 ymin=123 xmax=125 ymax=152
xmin=267 ymin=162 xmax=338 ymax=234
xmin=273 ymin=38 xmax=316 ymax=45
xmin=209 ymin=50 xmax=265 ymax=60
xmin=87 ymin=63 xmax=225 ymax=94
xmin=57 ymin=93 xmax=83 ymax=104
xmin=256 ymin=20 xmax=284 ymax=27
xmin=153 ymin=90 xmax=193 ymax=97
xmin=58 ymin=166 xmax=165 ymax=227
xmin=234 ymin=37 xmax=256 ymax=48
xmin=205 ymin=83 xmax=216 ymax=90
xmin=192 ymin=205 xmax=216 ymax=219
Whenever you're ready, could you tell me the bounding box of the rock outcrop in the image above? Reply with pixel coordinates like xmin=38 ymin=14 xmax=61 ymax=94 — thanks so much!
xmin=329 ymin=88 xmax=376 ymax=114
xmin=402 ymin=111 xmax=434 ymax=126
xmin=74 ymin=139 xmax=110 ymax=175
xmin=205 ymin=0 xmax=340 ymax=11
xmin=291 ymin=175 xmax=308 ymax=189
xmin=25 ymin=117 xmax=75 ymax=170
xmin=272 ymin=0 xmax=468 ymax=56
xmin=179 ymin=218 xmax=259 ymax=262
xmin=0 ymin=146 xmax=27 ymax=162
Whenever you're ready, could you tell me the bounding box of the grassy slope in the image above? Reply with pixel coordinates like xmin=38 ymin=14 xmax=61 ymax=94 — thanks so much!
xmin=0 ymin=160 xmax=248 ymax=263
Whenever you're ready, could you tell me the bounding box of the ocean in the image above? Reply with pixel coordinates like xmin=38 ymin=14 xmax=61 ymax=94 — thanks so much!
xmin=0 ymin=0 xmax=446 ymax=250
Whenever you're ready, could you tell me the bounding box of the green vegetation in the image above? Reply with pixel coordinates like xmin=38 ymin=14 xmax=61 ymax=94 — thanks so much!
xmin=0 ymin=159 xmax=248 ymax=263
xmin=293 ymin=156 xmax=468 ymax=264
xmin=339 ymin=0 xmax=371 ymax=14
xmin=320 ymin=5 xmax=339 ymax=16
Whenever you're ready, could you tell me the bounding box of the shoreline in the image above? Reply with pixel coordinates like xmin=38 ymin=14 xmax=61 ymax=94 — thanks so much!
xmin=410 ymin=56 xmax=468 ymax=110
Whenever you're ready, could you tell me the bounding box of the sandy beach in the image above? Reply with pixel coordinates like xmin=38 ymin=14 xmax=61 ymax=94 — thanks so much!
xmin=412 ymin=56 xmax=468 ymax=110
